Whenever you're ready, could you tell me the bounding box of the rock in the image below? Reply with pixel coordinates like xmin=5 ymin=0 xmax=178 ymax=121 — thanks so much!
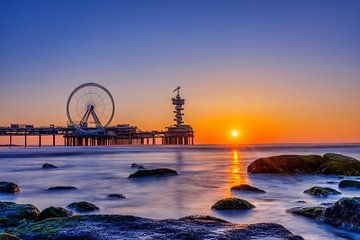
xmin=37 ymin=206 xmax=73 ymax=221
xmin=42 ymin=163 xmax=57 ymax=169
xmin=231 ymin=184 xmax=266 ymax=193
xmin=46 ymin=186 xmax=77 ymax=191
xmin=295 ymin=200 xmax=307 ymax=204
xmin=9 ymin=215 xmax=304 ymax=239
xmin=67 ymin=201 xmax=99 ymax=213
xmin=288 ymin=197 xmax=360 ymax=233
xmin=248 ymin=153 xmax=360 ymax=176
xmin=320 ymin=202 xmax=334 ymax=206
xmin=0 ymin=182 xmax=20 ymax=193
xmin=338 ymin=180 xmax=360 ymax=189
xmin=303 ymin=186 xmax=341 ymax=197
xmin=247 ymin=155 xmax=325 ymax=174
xmin=211 ymin=198 xmax=255 ymax=210
xmin=338 ymin=176 xmax=345 ymax=179
xmin=0 ymin=201 xmax=40 ymax=227
xmin=287 ymin=207 xmax=325 ymax=219
xmin=128 ymin=168 xmax=177 ymax=178
xmin=325 ymin=181 xmax=337 ymax=184
xmin=322 ymin=197 xmax=360 ymax=232
xmin=0 ymin=233 xmax=22 ymax=240
xmin=131 ymin=163 xmax=145 ymax=169
xmin=106 ymin=194 xmax=126 ymax=200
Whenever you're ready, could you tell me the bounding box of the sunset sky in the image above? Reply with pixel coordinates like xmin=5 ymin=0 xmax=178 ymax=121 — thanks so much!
xmin=1 ymin=0 xmax=359 ymax=144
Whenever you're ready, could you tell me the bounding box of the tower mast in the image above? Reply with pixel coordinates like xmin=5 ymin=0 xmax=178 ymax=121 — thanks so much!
xmin=172 ymin=86 xmax=185 ymax=127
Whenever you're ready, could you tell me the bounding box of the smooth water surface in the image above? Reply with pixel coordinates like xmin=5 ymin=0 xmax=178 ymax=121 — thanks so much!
xmin=0 ymin=144 xmax=360 ymax=240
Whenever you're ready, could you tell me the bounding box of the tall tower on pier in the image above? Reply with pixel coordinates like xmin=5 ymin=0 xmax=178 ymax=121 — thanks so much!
xmin=172 ymin=86 xmax=184 ymax=127
xmin=163 ymin=86 xmax=194 ymax=145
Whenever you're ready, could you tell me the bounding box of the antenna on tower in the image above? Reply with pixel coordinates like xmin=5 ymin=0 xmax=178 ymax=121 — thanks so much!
xmin=173 ymin=86 xmax=181 ymax=96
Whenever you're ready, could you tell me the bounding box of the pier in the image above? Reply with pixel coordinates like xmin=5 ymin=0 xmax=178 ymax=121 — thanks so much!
xmin=0 ymin=83 xmax=194 ymax=147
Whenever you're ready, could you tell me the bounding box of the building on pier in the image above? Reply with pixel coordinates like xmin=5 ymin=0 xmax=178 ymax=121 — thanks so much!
xmin=163 ymin=86 xmax=194 ymax=145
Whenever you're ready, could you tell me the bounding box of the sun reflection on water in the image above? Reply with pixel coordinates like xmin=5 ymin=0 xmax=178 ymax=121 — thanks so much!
xmin=225 ymin=149 xmax=250 ymax=198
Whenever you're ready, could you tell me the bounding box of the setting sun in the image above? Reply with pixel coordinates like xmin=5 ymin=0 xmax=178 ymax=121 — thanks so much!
xmin=231 ymin=130 xmax=239 ymax=138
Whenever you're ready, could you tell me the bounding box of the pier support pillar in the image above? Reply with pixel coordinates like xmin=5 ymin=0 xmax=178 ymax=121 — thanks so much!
xmin=39 ymin=135 xmax=42 ymax=147
xmin=52 ymin=135 xmax=56 ymax=147
xmin=25 ymin=135 xmax=27 ymax=148
xmin=9 ymin=135 xmax=12 ymax=148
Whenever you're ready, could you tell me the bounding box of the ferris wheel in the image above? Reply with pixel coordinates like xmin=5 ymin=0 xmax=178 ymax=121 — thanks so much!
xmin=66 ymin=83 xmax=115 ymax=128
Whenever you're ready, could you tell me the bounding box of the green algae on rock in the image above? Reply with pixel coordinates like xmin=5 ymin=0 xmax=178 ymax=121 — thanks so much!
xmin=303 ymin=186 xmax=341 ymax=197
xmin=211 ymin=198 xmax=255 ymax=210
xmin=37 ymin=206 xmax=73 ymax=221
xmin=0 ymin=201 xmax=40 ymax=227
xmin=67 ymin=201 xmax=99 ymax=213
xmin=338 ymin=180 xmax=360 ymax=189
xmin=248 ymin=153 xmax=360 ymax=176
xmin=9 ymin=214 xmax=304 ymax=240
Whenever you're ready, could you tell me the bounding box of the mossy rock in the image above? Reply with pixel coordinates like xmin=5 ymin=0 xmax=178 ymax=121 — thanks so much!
xmin=0 ymin=182 xmax=20 ymax=193
xmin=317 ymin=161 xmax=360 ymax=176
xmin=67 ymin=201 xmax=99 ymax=213
xmin=9 ymin=215 xmax=304 ymax=239
xmin=303 ymin=186 xmax=341 ymax=197
xmin=211 ymin=198 xmax=255 ymax=210
xmin=0 ymin=201 xmax=40 ymax=222
xmin=37 ymin=206 xmax=73 ymax=221
xmin=287 ymin=207 xmax=325 ymax=219
xmin=338 ymin=180 xmax=360 ymax=189
xmin=0 ymin=233 xmax=22 ymax=240
xmin=247 ymin=155 xmax=325 ymax=174
xmin=128 ymin=168 xmax=177 ymax=178
xmin=248 ymin=153 xmax=360 ymax=176
xmin=231 ymin=184 xmax=265 ymax=193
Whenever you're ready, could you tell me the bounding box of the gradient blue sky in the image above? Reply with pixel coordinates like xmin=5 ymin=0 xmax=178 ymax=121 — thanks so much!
xmin=1 ymin=0 xmax=359 ymax=143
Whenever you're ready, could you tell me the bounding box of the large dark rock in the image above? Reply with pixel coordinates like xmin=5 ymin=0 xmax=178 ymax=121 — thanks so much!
xmin=47 ymin=186 xmax=77 ymax=191
xmin=0 ymin=182 xmax=20 ymax=193
xmin=128 ymin=168 xmax=177 ymax=178
xmin=288 ymin=197 xmax=360 ymax=232
xmin=37 ymin=206 xmax=73 ymax=221
xmin=9 ymin=215 xmax=304 ymax=240
xmin=0 ymin=201 xmax=40 ymax=227
xmin=303 ymin=186 xmax=341 ymax=197
xmin=67 ymin=201 xmax=99 ymax=213
xmin=338 ymin=180 xmax=360 ymax=189
xmin=231 ymin=184 xmax=266 ymax=193
xmin=211 ymin=198 xmax=255 ymax=210
xmin=248 ymin=153 xmax=360 ymax=176
xmin=42 ymin=163 xmax=57 ymax=169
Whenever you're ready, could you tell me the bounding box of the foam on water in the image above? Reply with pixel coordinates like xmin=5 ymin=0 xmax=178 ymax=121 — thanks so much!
xmin=0 ymin=144 xmax=360 ymax=240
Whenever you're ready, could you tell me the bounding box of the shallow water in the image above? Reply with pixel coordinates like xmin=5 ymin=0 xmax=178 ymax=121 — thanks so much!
xmin=0 ymin=144 xmax=360 ymax=240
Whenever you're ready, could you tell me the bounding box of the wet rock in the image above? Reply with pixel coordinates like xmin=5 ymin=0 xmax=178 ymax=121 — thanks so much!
xmin=37 ymin=206 xmax=73 ymax=221
xmin=247 ymin=153 xmax=360 ymax=176
xmin=106 ymin=194 xmax=126 ymax=200
xmin=131 ymin=163 xmax=145 ymax=169
xmin=303 ymin=186 xmax=341 ymax=197
xmin=247 ymin=155 xmax=325 ymax=174
xmin=320 ymin=202 xmax=334 ymax=206
xmin=0 ymin=233 xmax=22 ymax=240
xmin=128 ymin=168 xmax=177 ymax=178
xmin=287 ymin=207 xmax=325 ymax=219
xmin=338 ymin=180 xmax=360 ymax=189
xmin=47 ymin=186 xmax=77 ymax=191
xmin=9 ymin=215 xmax=304 ymax=240
xmin=325 ymin=181 xmax=337 ymax=184
xmin=231 ymin=184 xmax=266 ymax=193
xmin=0 ymin=182 xmax=20 ymax=193
xmin=322 ymin=197 xmax=360 ymax=232
xmin=0 ymin=201 xmax=40 ymax=227
xmin=42 ymin=163 xmax=57 ymax=169
xmin=67 ymin=201 xmax=99 ymax=213
xmin=289 ymin=197 xmax=360 ymax=233
xmin=211 ymin=198 xmax=255 ymax=210
xmin=295 ymin=200 xmax=307 ymax=204
xmin=337 ymin=176 xmax=344 ymax=179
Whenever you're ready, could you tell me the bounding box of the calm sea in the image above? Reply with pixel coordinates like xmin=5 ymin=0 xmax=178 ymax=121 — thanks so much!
xmin=0 ymin=144 xmax=359 ymax=240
